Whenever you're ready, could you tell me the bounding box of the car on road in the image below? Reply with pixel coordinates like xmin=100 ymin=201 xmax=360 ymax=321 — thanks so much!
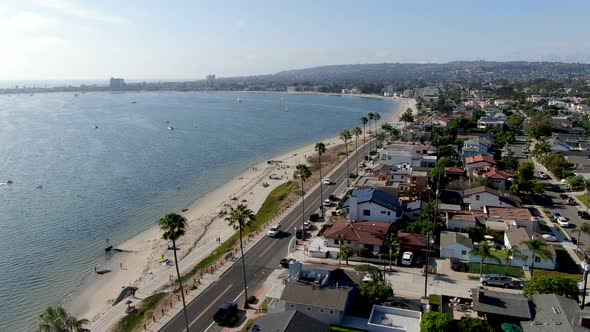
xmin=328 ymin=194 xmax=337 ymax=201
xmin=571 ymin=237 xmax=578 ymax=245
xmin=280 ymin=258 xmax=296 ymax=268
xmin=213 ymin=301 xmax=239 ymax=326
xmin=323 ymin=178 xmax=333 ymax=185
xmin=401 ymin=252 xmax=413 ymax=266
xmin=538 ymin=172 xmax=550 ymax=180
xmin=557 ymin=218 xmax=569 ymax=228
xmin=522 ymin=147 xmax=530 ymax=153
xmin=480 ymin=274 xmax=522 ymax=288
xmin=578 ymin=211 xmax=590 ymax=219
xmin=552 ymin=211 xmax=563 ymax=219
xmin=358 ymin=162 xmax=366 ymax=168
xmin=323 ymin=199 xmax=332 ymax=207
xmin=349 ymin=173 xmax=358 ymax=179
xmin=303 ymin=221 xmax=311 ymax=230
xmin=542 ymin=234 xmax=557 ymax=242
xmin=267 ymin=224 xmax=281 ymax=237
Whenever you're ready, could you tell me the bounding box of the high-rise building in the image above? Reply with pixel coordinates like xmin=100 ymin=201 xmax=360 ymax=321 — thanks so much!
xmin=109 ymin=77 xmax=126 ymax=89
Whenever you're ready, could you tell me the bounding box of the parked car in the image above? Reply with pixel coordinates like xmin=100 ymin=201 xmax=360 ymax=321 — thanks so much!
xmin=323 ymin=178 xmax=333 ymax=185
xmin=557 ymin=219 xmax=569 ymax=228
xmin=308 ymin=213 xmax=320 ymax=222
xmin=401 ymin=252 xmax=413 ymax=266
xmin=560 ymin=194 xmax=569 ymax=200
xmin=552 ymin=211 xmax=563 ymax=219
xmin=267 ymin=224 xmax=281 ymax=237
xmin=522 ymin=147 xmax=530 ymax=153
xmin=323 ymin=199 xmax=332 ymax=207
xmin=358 ymin=162 xmax=366 ymax=168
xmin=295 ymin=228 xmax=304 ymax=239
xmin=480 ymin=274 xmax=522 ymax=288
xmin=280 ymin=258 xmax=296 ymax=268
xmin=328 ymin=194 xmax=337 ymax=201
xmin=578 ymin=211 xmax=590 ymax=219
xmin=538 ymin=171 xmax=550 ymax=180
xmin=571 ymin=237 xmax=578 ymax=245
xmin=542 ymin=234 xmax=557 ymax=242
xmin=349 ymin=173 xmax=358 ymax=179
xmin=303 ymin=221 xmax=311 ymax=230
xmin=213 ymin=302 xmax=239 ymax=325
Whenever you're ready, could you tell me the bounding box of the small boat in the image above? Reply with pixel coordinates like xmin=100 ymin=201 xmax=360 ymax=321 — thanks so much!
xmin=36 ymin=185 xmax=43 ymax=189
xmin=165 ymin=120 xmax=170 ymax=123
xmin=74 ymin=93 xmax=79 ymax=97
xmin=182 ymin=208 xmax=188 ymax=212
xmin=94 ymin=125 xmax=99 ymax=129
xmin=237 ymin=97 xmax=242 ymax=103
xmin=6 ymin=180 xmax=13 ymax=184
xmin=131 ymin=101 xmax=137 ymax=104
xmin=168 ymin=126 xmax=174 ymax=130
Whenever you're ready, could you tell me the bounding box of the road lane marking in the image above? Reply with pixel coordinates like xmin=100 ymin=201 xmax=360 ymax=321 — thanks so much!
xmin=190 ymin=284 xmax=233 ymax=328
xmin=260 ymin=240 xmax=279 ymax=257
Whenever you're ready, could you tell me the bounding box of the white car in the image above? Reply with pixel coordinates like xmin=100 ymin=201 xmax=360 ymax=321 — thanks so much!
xmin=267 ymin=224 xmax=281 ymax=237
xmin=401 ymin=252 xmax=413 ymax=266
xmin=542 ymin=234 xmax=558 ymax=242
xmin=552 ymin=211 xmax=562 ymax=219
xmin=323 ymin=199 xmax=332 ymax=207
xmin=358 ymin=162 xmax=366 ymax=168
xmin=323 ymin=178 xmax=333 ymax=185
xmin=303 ymin=221 xmax=311 ymax=230
xmin=557 ymin=218 xmax=569 ymax=228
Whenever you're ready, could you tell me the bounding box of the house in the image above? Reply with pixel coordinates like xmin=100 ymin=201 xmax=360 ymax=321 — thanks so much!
xmin=522 ymin=294 xmax=590 ymax=332
xmin=494 ymin=99 xmax=515 ymax=109
xmin=343 ymin=188 xmax=402 ymax=222
xmin=324 ymin=219 xmax=392 ymax=254
xmin=465 ymin=155 xmax=497 ymax=173
xmin=405 ymin=200 xmax=427 ymax=221
xmin=462 ymin=137 xmax=493 ymax=160
xmin=477 ymin=116 xmax=505 ymax=130
xmin=367 ymin=305 xmax=421 ymax=332
xmin=549 ymin=137 xmax=572 ymax=152
xmin=440 ymin=231 xmax=472 ymax=261
xmin=482 ymin=168 xmax=513 ymax=190
xmin=249 ymin=310 xmax=330 ymax=332
xmin=400 ymin=124 xmax=432 ymax=142
xmin=471 ymin=288 xmax=532 ymax=324
xmin=444 ymin=167 xmax=465 ymax=180
xmin=483 ymin=206 xmax=537 ymax=233
xmin=396 ymin=232 xmax=428 ymax=261
xmin=378 ymin=144 xmax=437 ymax=168
xmin=504 ymin=228 xmax=556 ymax=270
xmin=462 ymin=186 xmax=521 ymax=211
xmin=445 ymin=212 xmax=477 ymax=231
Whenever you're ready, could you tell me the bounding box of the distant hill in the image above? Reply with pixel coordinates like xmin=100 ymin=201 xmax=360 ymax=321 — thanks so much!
xmin=257 ymin=61 xmax=590 ymax=83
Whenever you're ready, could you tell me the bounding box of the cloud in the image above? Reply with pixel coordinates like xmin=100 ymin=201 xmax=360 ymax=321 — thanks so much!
xmin=34 ymin=0 xmax=131 ymax=24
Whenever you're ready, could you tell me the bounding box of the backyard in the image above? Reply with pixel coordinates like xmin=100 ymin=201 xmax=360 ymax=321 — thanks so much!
xmin=464 ymin=262 xmax=524 ymax=278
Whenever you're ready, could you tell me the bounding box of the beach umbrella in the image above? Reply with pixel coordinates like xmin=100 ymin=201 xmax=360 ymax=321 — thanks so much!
xmin=501 ymin=323 xmax=522 ymax=332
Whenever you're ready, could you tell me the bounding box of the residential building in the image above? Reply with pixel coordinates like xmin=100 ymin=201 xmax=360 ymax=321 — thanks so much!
xmin=522 ymin=294 xmax=590 ymax=332
xmin=109 ymin=77 xmax=125 ymax=89
xmin=483 ymin=206 xmax=536 ymax=233
xmin=444 ymin=167 xmax=465 ymax=180
xmin=445 ymin=212 xmax=477 ymax=231
xmin=465 ymin=155 xmax=497 ymax=173
xmin=504 ymin=228 xmax=556 ymax=270
xmin=471 ymin=288 xmax=532 ymax=324
xmin=367 ymin=305 xmax=421 ymax=332
xmin=405 ymin=200 xmax=426 ymax=221
xmin=396 ymin=232 xmax=428 ymax=261
xmin=477 ymin=115 xmax=506 ymax=129
xmin=324 ymin=219 xmax=392 ymax=254
xmin=472 ymin=167 xmax=513 ymax=190
xmin=400 ymin=124 xmax=432 ymax=142
xmin=378 ymin=144 xmax=437 ymax=168
xmin=462 ymin=137 xmax=493 ymax=160
xmin=494 ymin=99 xmax=515 ymax=109
xmin=249 ymin=310 xmax=329 ymax=332
xmin=343 ymin=188 xmax=402 ymax=222
xmin=462 ymin=186 xmax=521 ymax=211
xmin=440 ymin=231 xmax=472 ymax=261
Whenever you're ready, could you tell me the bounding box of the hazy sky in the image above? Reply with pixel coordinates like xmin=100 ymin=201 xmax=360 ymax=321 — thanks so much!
xmin=2 ymin=0 xmax=590 ymax=80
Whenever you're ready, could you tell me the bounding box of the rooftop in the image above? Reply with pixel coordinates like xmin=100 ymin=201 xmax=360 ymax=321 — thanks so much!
xmin=324 ymin=219 xmax=391 ymax=246
xmin=471 ymin=288 xmax=532 ymax=320
xmin=440 ymin=231 xmax=473 ymax=248
xmin=343 ymin=188 xmax=401 ymax=211
xmin=447 ymin=212 xmax=476 ymax=222
xmin=505 ymin=228 xmax=531 ymax=251
xmin=368 ymin=305 xmax=421 ymax=332
xmin=523 ymin=294 xmax=590 ymax=332
xmin=280 ymin=281 xmax=353 ymax=311
xmin=465 ymin=155 xmax=497 ymax=165
xmin=250 ymin=310 xmax=330 ymax=332
xmin=444 ymin=166 xmax=465 ymax=174
xmin=485 ymin=207 xmax=532 ymax=223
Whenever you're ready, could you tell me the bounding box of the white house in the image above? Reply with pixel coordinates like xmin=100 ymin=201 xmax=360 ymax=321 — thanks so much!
xmin=504 ymin=228 xmax=556 ymax=270
xmin=343 ymin=188 xmax=402 ymax=223
xmin=462 ymin=186 xmax=521 ymax=211
xmin=440 ymin=231 xmax=473 ymax=261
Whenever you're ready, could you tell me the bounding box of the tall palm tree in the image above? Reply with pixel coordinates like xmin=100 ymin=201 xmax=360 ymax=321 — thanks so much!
xmin=315 ymin=142 xmax=327 ymax=217
xmin=497 ymin=247 xmax=525 ymax=277
xmin=353 ymin=127 xmax=362 ymax=174
xmin=384 ymin=233 xmax=399 ymax=270
xmin=341 ymin=246 xmax=353 ymax=265
xmin=340 ymin=129 xmax=352 ymax=186
xmin=295 ymin=164 xmax=312 ymax=237
xmin=159 ymin=213 xmax=190 ymax=331
xmin=521 ymin=238 xmax=553 ymax=277
xmin=470 ymin=242 xmax=500 ymax=276
xmin=577 ymin=223 xmax=590 ymax=252
xmin=373 ymin=112 xmax=381 ymax=135
xmin=367 ymin=113 xmax=375 ymax=156
xmin=225 ymin=204 xmax=255 ymax=309
xmin=38 ymin=306 xmax=89 ymax=332
xmin=360 ymin=116 xmax=369 ymax=160
xmin=336 ymin=234 xmax=346 ymax=265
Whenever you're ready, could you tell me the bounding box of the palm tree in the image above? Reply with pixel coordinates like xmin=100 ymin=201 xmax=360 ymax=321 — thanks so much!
xmin=470 ymin=242 xmax=500 ymax=276
xmin=373 ymin=112 xmax=381 ymax=134
xmin=38 ymin=306 xmax=89 ymax=332
xmin=340 ymin=129 xmax=352 ymax=186
xmin=384 ymin=233 xmax=399 ymax=270
xmin=225 ymin=204 xmax=255 ymax=309
xmin=353 ymin=127 xmax=362 ymax=174
xmin=336 ymin=234 xmax=347 ymax=265
xmin=315 ymin=142 xmax=327 ymax=217
xmin=360 ymin=116 xmax=369 ymax=160
xmin=295 ymin=164 xmax=312 ymax=237
xmin=521 ymin=238 xmax=553 ymax=277
xmin=577 ymin=223 xmax=590 ymax=251
xmin=341 ymin=246 xmax=353 ymax=265
xmin=400 ymin=108 xmax=414 ymax=126
xmin=159 ymin=213 xmax=190 ymax=331
xmin=367 ymin=113 xmax=375 ymax=156
xmin=497 ymin=247 xmax=525 ymax=277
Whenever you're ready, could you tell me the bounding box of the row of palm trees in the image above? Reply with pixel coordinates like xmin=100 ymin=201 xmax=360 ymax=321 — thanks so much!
xmin=470 ymin=238 xmax=553 ymax=278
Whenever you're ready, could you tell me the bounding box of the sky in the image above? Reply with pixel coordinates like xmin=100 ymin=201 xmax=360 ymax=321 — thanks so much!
xmin=1 ymin=0 xmax=590 ymax=80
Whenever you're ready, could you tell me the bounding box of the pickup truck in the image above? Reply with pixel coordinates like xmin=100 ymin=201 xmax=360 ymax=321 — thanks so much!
xmin=480 ymin=274 xmax=522 ymax=288
xmin=213 ymin=301 xmax=238 ymax=325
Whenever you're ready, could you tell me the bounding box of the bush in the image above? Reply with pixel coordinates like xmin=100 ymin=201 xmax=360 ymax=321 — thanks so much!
xmin=358 ymin=247 xmax=374 ymax=258
xmin=523 ymin=275 xmax=579 ymax=301
xmin=247 ymin=295 xmax=257 ymax=304
xmin=420 ymin=311 xmax=453 ymax=332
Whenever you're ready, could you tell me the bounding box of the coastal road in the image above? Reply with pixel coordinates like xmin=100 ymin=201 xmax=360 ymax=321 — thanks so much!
xmin=161 ymin=144 xmax=370 ymax=332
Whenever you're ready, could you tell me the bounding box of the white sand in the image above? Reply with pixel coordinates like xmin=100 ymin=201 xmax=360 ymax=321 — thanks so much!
xmin=65 ymin=95 xmax=413 ymax=323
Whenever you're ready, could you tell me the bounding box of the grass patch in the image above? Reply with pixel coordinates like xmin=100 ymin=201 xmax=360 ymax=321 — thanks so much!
xmin=115 ymin=292 xmax=166 ymax=332
xmin=259 ymin=297 xmax=272 ymax=312
xmin=330 ymin=326 xmax=368 ymax=332
xmin=577 ymin=195 xmax=590 ymax=208
xmin=465 ymin=262 xmax=524 ymax=278
xmin=181 ymin=181 xmax=295 ymax=283
xmin=241 ymin=319 xmax=255 ymax=332
xmin=532 ymin=248 xmax=582 ymax=281
xmin=533 ymin=270 xmax=582 ymax=281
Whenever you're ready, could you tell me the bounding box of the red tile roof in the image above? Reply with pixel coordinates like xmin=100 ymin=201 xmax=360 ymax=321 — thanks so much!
xmin=485 ymin=168 xmax=513 ymax=180
xmin=445 ymin=167 xmax=465 ymax=174
xmin=465 ymin=155 xmax=497 ymax=165
xmin=324 ymin=219 xmax=391 ymax=246
xmin=396 ymin=232 xmax=428 ymax=248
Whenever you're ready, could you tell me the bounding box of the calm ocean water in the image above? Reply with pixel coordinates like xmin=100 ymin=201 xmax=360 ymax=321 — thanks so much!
xmin=0 ymin=91 xmax=397 ymax=331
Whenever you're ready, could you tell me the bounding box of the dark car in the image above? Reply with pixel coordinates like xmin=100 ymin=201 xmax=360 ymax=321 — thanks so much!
xmin=571 ymin=237 xmax=578 ymax=245
xmin=328 ymin=194 xmax=337 ymax=201
xmin=560 ymin=194 xmax=569 ymax=200
xmin=213 ymin=302 xmax=238 ymax=325
xmin=295 ymin=228 xmax=304 ymax=239
xmin=578 ymin=211 xmax=590 ymax=219
xmin=280 ymin=258 xmax=296 ymax=268
xmin=349 ymin=173 xmax=358 ymax=179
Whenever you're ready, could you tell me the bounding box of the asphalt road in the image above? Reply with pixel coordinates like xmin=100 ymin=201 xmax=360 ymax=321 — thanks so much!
xmin=161 ymin=144 xmax=369 ymax=332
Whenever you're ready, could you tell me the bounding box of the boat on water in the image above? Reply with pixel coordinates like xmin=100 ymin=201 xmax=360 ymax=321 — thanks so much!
xmin=131 ymin=101 xmax=137 ymax=104
xmin=168 ymin=126 xmax=174 ymax=130
xmin=94 ymin=125 xmax=99 ymax=129
xmin=36 ymin=185 xmax=43 ymax=189
xmin=6 ymin=180 xmax=13 ymax=184
xmin=237 ymin=97 xmax=242 ymax=103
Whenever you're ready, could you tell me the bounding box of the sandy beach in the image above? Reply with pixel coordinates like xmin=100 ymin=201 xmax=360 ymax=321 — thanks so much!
xmin=65 ymin=94 xmax=417 ymax=325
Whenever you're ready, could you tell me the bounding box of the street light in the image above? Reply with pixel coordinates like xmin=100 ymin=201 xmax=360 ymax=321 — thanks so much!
xmin=423 ymin=231 xmax=435 ymax=298
xmin=582 ymin=261 xmax=590 ymax=309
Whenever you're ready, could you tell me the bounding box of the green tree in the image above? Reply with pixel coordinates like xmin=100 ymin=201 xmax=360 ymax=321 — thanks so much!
xmin=400 ymin=108 xmax=415 ymax=124
xmin=38 ymin=306 xmax=89 ymax=332
xmin=534 ymin=140 xmax=551 ymax=157
xmin=496 ymin=247 xmax=525 ymax=277
xmin=568 ymin=175 xmax=586 ymax=190
xmin=496 ymin=130 xmax=515 ymax=149
xmin=355 ymin=264 xmax=384 ymax=283
xmin=340 ymin=129 xmax=352 ymax=186
xmin=507 ymin=114 xmax=525 ymax=131
xmin=542 ymin=153 xmax=567 ymax=179
xmin=340 ymin=245 xmax=353 ymax=265
xmin=420 ymin=311 xmax=453 ymax=332
xmin=336 ymin=234 xmax=347 ymax=265
xmin=497 ymin=155 xmax=519 ymax=172
xmin=384 ymin=233 xmax=399 ymax=269
xmin=455 ymin=318 xmax=495 ymax=332
xmin=523 ymin=275 xmax=579 ymax=301
xmin=373 ymin=112 xmax=381 ymax=134
xmin=359 ymin=281 xmax=394 ymax=305
xmin=524 ymin=112 xmax=553 ymax=139
xmin=361 ymin=116 xmax=369 ymax=158
xmin=470 ymin=242 xmax=500 ymax=276
xmin=315 ymin=142 xmax=327 ymax=217
xmin=510 ymin=161 xmax=543 ymax=194
xmin=520 ymin=239 xmax=553 ymax=278
xmin=576 ymin=223 xmax=590 ymax=251
xmin=159 ymin=213 xmax=190 ymax=328
xmin=225 ymin=204 xmax=255 ymax=308
xmin=294 ymin=164 xmax=312 ymax=237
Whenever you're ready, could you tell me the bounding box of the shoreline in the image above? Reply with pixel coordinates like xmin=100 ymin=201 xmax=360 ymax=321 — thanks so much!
xmin=64 ymin=94 xmax=416 ymax=326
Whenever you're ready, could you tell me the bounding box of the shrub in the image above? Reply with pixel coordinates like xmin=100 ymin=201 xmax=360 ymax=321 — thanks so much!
xmin=247 ymin=295 xmax=257 ymax=304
